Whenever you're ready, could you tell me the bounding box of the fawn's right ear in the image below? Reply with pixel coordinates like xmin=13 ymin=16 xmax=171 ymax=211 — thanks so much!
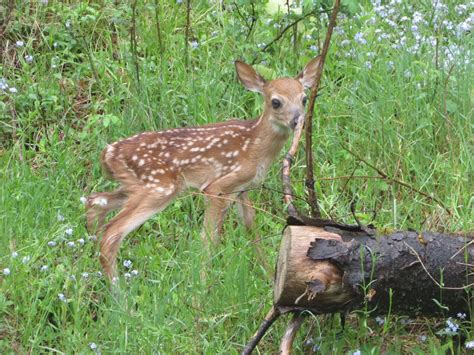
xmin=235 ymin=61 xmax=266 ymax=93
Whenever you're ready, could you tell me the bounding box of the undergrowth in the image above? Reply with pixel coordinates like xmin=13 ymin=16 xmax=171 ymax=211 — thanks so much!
xmin=0 ymin=0 xmax=472 ymax=353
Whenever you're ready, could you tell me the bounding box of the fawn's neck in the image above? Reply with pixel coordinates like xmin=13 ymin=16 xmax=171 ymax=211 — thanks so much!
xmin=248 ymin=111 xmax=291 ymax=162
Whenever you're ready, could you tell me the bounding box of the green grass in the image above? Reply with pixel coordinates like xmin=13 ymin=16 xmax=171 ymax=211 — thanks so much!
xmin=1 ymin=0 xmax=473 ymax=353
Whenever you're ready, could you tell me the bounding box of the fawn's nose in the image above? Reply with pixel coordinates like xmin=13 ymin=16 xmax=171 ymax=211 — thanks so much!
xmin=290 ymin=114 xmax=301 ymax=130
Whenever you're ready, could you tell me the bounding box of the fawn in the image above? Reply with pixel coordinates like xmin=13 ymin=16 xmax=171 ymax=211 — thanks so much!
xmin=85 ymin=57 xmax=320 ymax=279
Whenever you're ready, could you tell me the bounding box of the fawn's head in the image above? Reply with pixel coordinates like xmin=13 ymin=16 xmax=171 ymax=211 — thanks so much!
xmin=235 ymin=57 xmax=320 ymax=133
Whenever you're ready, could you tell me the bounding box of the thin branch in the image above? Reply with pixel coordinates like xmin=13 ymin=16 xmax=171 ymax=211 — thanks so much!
xmin=154 ymin=0 xmax=164 ymax=56
xmin=251 ymin=9 xmax=325 ymax=64
xmin=305 ymin=0 xmax=340 ymax=217
xmin=186 ymin=191 xmax=286 ymax=222
xmin=10 ymin=104 xmax=23 ymax=161
xmin=0 ymin=0 xmax=15 ymax=41
xmin=280 ymin=312 xmax=304 ymax=355
xmin=405 ymin=243 xmax=473 ymax=290
xmin=450 ymin=239 xmax=474 ymax=260
xmin=282 ymin=116 xmax=305 ymax=218
xmin=241 ymin=306 xmax=281 ymax=355
xmin=341 ymin=144 xmax=451 ymax=215
xmin=184 ymin=0 xmax=191 ymax=68
xmin=130 ymin=0 xmax=140 ymax=86
xmin=246 ymin=2 xmax=257 ymax=41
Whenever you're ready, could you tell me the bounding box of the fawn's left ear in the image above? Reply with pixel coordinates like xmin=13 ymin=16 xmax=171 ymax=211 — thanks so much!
xmin=296 ymin=56 xmax=321 ymax=89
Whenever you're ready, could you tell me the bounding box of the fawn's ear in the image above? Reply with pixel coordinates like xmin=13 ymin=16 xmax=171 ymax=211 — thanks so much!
xmin=296 ymin=56 xmax=321 ymax=89
xmin=235 ymin=61 xmax=266 ymax=93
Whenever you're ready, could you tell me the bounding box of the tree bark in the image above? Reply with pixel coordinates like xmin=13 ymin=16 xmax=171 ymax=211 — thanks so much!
xmin=274 ymin=226 xmax=473 ymax=317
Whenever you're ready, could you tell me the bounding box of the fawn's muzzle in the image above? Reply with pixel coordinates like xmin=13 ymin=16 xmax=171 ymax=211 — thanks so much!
xmin=290 ymin=115 xmax=300 ymax=130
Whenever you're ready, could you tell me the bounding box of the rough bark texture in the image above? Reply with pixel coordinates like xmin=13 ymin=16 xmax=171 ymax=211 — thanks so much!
xmin=275 ymin=226 xmax=473 ymax=317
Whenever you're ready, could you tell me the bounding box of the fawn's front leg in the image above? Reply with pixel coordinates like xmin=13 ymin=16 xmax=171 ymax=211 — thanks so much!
xmin=201 ymin=171 xmax=255 ymax=247
xmin=236 ymin=191 xmax=256 ymax=230
xmin=201 ymin=191 xmax=235 ymax=248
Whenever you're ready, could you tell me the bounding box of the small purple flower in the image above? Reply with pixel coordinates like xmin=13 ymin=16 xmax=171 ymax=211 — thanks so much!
xmin=3 ymin=268 xmax=11 ymax=276
xmin=58 ymin=293 xmax=67 ymax=302
xmin=48 ymin=241 xmax=57 ymax=247
xmin=15 ymin=40 xmax=24 ymax=47
xmin=123 ymin=260 xmax=132 ymax=269
xmin=11 ymin=252 xmax=18 ymax=258
xmin=24 ymin=55 xmax=33 ymax=63
xmin=0 ymin=78 xmax=8 ymax=90
xmin=65 ymin=228 xmax=73 ymax=236
xmin=446 ymin=318 xmax=459 ymax=333
xmin=40 ymin=265 xmax=49 ymax=272
xmin=354 ymin=32 xmax=366 ymax=45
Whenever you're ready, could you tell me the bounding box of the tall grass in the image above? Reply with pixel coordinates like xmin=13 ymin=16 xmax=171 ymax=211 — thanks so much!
xmin=1 ymin=1 xmax=472 ymax=353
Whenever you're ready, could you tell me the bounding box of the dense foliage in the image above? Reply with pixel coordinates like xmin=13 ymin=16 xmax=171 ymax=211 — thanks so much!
xmin=1 ymin=0 xmax=472 ymax=353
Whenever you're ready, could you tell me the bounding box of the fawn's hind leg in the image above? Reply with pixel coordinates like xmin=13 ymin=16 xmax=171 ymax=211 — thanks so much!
xmin=100 ymin=189 xmax=177 ymax=279
xmin=85 ymin=188 xmax=128 ymax=233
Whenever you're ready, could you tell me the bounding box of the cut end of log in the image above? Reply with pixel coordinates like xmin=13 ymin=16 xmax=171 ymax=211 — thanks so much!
xmin=274 ymin=226 xmax=350 ymax=311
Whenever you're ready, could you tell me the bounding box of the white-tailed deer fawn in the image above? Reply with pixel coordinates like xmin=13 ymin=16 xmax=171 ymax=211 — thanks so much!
xmin=86 ymin=57 xmax=320 ymax=279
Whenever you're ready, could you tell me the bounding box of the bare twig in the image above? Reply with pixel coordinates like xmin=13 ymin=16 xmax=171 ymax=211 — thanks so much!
xmin=282 ymin=115 xmax=305 ymax=218
xmin=341 ymin=145 xmax=451 ymax=215
xmin=0 ymin=0 xmax=15 ymax=41
xmin=154 ymin=0 xmax=164 ymax=56
xmin=10 ymin=104 xmax=23 ymax=161
xmin=282 ymin=116 xmax=365 ymax=231
xmin=241 ymin=306 xmax=281 ymax=355
xmin=305 ymin=0 xmax=340 ymax=217
xmin=130 ymin=0 xmax=140 ymax=86
xmin=405 ymin=243 xmax=473 ymax=290
xmin=251 ymin=9 xmax=324 ymax=64
xmin=184 ymin=0 xmax=191 ymax=68
xmin=450 ymin=239 xmax=474 ymax=260
xmin=280 ymin=312 xmax=305 ymax=355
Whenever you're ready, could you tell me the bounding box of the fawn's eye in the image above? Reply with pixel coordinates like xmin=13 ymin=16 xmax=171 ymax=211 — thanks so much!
xmin=302 ymin=97 xmax=308 ymax=106
xmin=271 ymin=98 xmax=282 ymax=109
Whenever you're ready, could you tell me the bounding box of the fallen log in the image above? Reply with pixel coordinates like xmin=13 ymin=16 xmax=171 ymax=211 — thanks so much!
xmin=243 ymin=225 xmax=473 ymax=354
xmin=275 ymin=226 xmax=473 ymax=316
